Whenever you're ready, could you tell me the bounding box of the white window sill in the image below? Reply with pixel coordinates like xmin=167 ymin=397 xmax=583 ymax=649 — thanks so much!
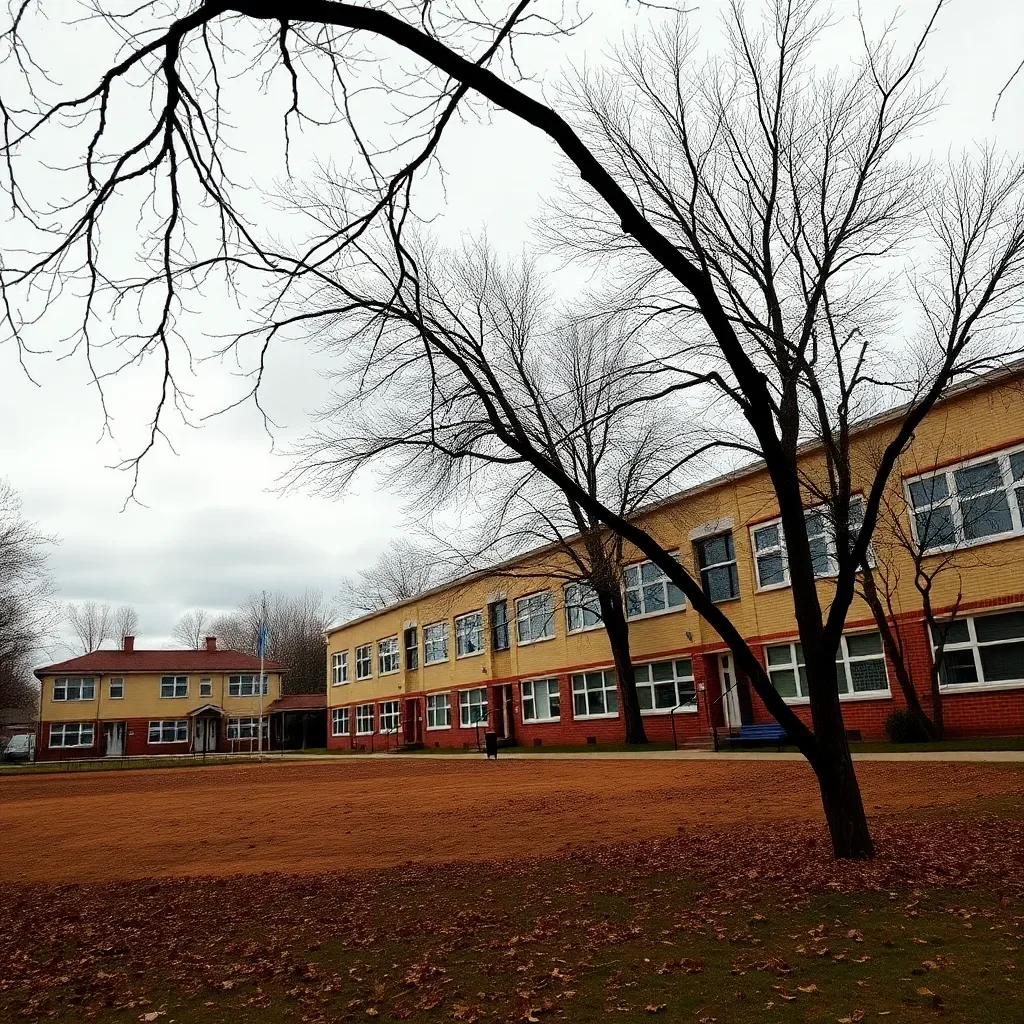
xmin=456 ymin=650 xmax=485 ymax=660
xmin=572 ymin=711 xmax=619 ymax=720
xmin=783 ymin=690 xmax=892 ymax=705
xmin=355 ymin=731 xmax=374 ymax=737
xmin=423 ymin=658 xmax=448 ymax=667
xmin=625 ymin=604 xmax=686 ymax=623
xmin=516 ymin=634 xmax=555 ymax=647
xmin=918 ymin=528 xmax=1024 ymax=559
xmin=522 ymin=717 xmax=561 ymax=725
xmin=53 ymin=698 xmax=96 ymax=703
xmin=426 ymin=724 xmax=452 ymax=732
xmin=332 ymin=680 xmax=349 ymax=687
xmin=160 ymin=696 xmax=188 ymax=699
xmin=378 ymin=669 xmax=400 ymax=677
xmin=566 ymin=622 xmax=604 ymax=636
xmin=355 ymin=674 xmax=373 ymax=682
xmin=939 ymin=680 xmax=1024 ymax=696
xmin=331 ymin=732 xmax=349 ymax=738
xmin=640 ymin=706 xmax=698 ymax=716
xmin=108 ymin=696 xmax=124 ymax=700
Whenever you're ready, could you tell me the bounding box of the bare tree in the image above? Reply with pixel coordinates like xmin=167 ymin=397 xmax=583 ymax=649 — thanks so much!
xmin=171 ymin=608 xmax=211 ymax=649
xmin=342 ymin=540 xmax=442 ymax=616
xmin=66 ymin=601 xmax=111 ymax=655
xmin=4 ymin=0 xmax=1024 ymax=858
xmin=112 ymin=605 xmax=140 ymax=643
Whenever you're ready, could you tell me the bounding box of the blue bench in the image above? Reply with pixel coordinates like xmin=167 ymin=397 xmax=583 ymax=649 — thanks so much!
xmin=719 ymin=723 xmax=789 ymax=750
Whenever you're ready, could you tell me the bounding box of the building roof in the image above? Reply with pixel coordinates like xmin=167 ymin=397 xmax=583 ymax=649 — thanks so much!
xmin=267 ymin=693 xmax=327 ymax=712
xmin=34 ymin=649 xmax=285 ymax=678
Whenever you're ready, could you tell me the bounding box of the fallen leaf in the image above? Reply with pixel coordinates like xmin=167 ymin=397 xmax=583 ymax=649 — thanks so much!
xmin=644 ymin=1005 xmax=666 ymax=1014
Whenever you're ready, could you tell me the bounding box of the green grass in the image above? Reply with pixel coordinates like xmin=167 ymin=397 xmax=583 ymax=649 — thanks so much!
xmin=0 ymin=753 xmax=286 ymax=775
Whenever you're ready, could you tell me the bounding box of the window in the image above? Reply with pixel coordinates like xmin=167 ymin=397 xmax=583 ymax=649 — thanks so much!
xmin=515 ymin=591 xmax=554 ymax=644
xmin=908 ymin=446 xmax=1024 ymax=551
xmin=53 ymin=677 xmax=95 ymax=702
xmin=455 ymin=612 xmax=484 ymax=658
xmin=932 ymin=611 xmax=1024 ymax=689
xmin=379 ymin=700 xmax=400 ymax=734
xmin=423 ymin=622 xmax=449 ymax=664
xmin=199 ymin=678 xmax=212 ymax=698
xmin=356 ymin=644 xmax=373 ymax=679
xmin=226 ymin=717 xmax=268 ymax=741
xmin=404 ymin=627 xmax=419 ymax=670
xmin=356 ymin=704 xmax=374 ymax=735
xmin=228 ymin=674 xmax=268 ymax=696
xmin=332 ymin=707 xmax=350 ymax=736
xmin=426 ymin=693 xmax=451 ymax=729
xmin=378 ymin=636 xmax=400 ymax=675
xmin=571 ymin=670 xmax=619 ymax=718
xmin=623 ymin=554 xmax=684 ymax=619
xmin=489 ymin=600 xmax=510 ymax=651
xmin=766 ymin=631 xmax=889 ymax=700
xmin=49 ymin=722 xmax=94 ymax=748
xmin=521 ymin=679 xmax=560 ymax=722
xmin=332 ymin=651 xmax=349 ymax=685
xmin=564 ymin=582 xmax=602 ymax=633
xmin=149 ymin=719 xmax=189 ymax=744
xmin=634 ymin=659 xmax=695 ymax=713
xmin=160 ymin=675 xmax=188 ymax=699
xmin=459 ymin=688 xmax=489 ymax=728
xmin=696 ymin=533 xmax=740 ymax=602
xmin=751 ymin=499 xmax=867 ymax=588
xmin=108 ymin=678 xmax=124 ymax=700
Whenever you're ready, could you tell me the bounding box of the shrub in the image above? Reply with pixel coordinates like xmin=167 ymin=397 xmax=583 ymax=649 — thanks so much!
xmin=884 ymin=709 xmax=932 ymax=744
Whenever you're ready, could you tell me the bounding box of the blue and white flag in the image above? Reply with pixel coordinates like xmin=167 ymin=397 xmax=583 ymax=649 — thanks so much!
xmin=256 ymin=622 xmax=269 ymax=657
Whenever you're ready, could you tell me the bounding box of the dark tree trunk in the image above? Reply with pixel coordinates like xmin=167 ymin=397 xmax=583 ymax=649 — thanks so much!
xmin=929 ymin=667 xmax=945 ymax=740
xmin=596 ymin=586 xmax=647 ymax=745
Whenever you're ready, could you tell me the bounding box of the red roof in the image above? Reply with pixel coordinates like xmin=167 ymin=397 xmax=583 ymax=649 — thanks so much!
xmin=267 ymin=693 xmax=327 ymax=712
xmin=35 ymin=649 xmax=285 ymax=677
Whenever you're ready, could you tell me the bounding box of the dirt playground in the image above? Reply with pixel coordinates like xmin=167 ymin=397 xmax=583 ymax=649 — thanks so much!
xmin=1 ymin=757 xmax=1021 ymax=885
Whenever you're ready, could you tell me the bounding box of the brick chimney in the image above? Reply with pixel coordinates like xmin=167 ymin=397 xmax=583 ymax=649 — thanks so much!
xmin=123 ymin=635 xmax=135 ymax=653
xmin=205 ymin=636 xmax=217 ymax=652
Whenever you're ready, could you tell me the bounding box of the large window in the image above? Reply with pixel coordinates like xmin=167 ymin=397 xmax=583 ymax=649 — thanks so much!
xmin=226 ymin=717 xmax=268 ymax=741
xmin=908 ymin=446 xmax=1024 ymax=551
xmin=228 ymin=674 xmax=268 ymax=696
xmin=356 ymin=704 xmax=374 ymax=735
xmin=489 ymin=600 xmax=510 ymax=651
xmin=332 ymin=651 xmax=349 ymax=685
xmin=355 ymin=644 xmax=373 ymax=679
xmin=696 ymin=533 xmax=740 ymax=602
xmin=932 ymin=611 xmax=1024 ymax=688
xmin=199 ymin=678 xmax=212 ymax=697
xmin=404 ymin=627 xmax=419 ymax=670
xmin=766 ymin=632 xmax=889 ymax=700
xmin=108 ymin=678 xmax=124 ymax=699
xmin=53 ymin=677 xmax=95 ymax=702
xmin=378 ymin=636 xmax=400 ymax=675
xmin=623 ymin=554 xmax=684 ymax=619
xmin=521 ymin=679 xmax=560 ymax=722
xmin=423 ymin=622 xmax=449 ymax=664
xmin=752 ymin=499 xmax=867 ymax=588
xmin=515 ymin=591 xmax=554 ymax=644
xmin=455 ymin=612 xmax=484 ymax=658
xmin=332 ymin=707 xmax=350 ymax=736
xmin=634 ymin=659 xmax=695 ymax=713
xmin=49 ymin=722 xmax=94 ymax=748
xmin=149 ymin=719 xmax=189 ymax=743
xmin=564 ymin=582 xmax=601 ymax=633
xmin=571 ymin=670 xmax=618 ymax=719
xmin=459 ymin=688 xmax=488 ymax=728
xmin=379 ymin=700 xmax=400 ymax=733
xmin=426 ymin=693 xmax=451 ymax=730
xmin=160 ymin=675 xmax=188 ymax=698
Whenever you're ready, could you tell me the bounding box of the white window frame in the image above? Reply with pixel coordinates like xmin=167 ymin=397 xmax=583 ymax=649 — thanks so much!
xmin=455 ymin=612 xmax=485 ymax=659
xmin=108 ymin=677 xmax=124 ymax=700
xmin=53 ymin=677 xmax=95 ymax=702
xmin=515 ymin=591 xmax=555 ymax=645
xmin=199 ymin=677 xmax=213 ymax=698
xmin=750 ymin=498 xmax=868 ymax=591
xmin=634 ymin=659 xmax=697 ymax=715
xmin=355 ymin=644 xmax=373 ymax=680
xmin=404 ymin=627 xmax=419 ymax=670
xmin=332 ymin=651 xmax=349 ymax=686
xmin=906 ymin=444 xmax=1024 ymax=554
xmin=520 ymin=678 xmax=561 ymax=723
xmin=489 ymin=600 xmax=510 ymax=651
xmin=228 ymin=673 xmax=268 ymax=697
xmin=459 ymin=687 xmax=489 ymax=728
xmin=148 ymin=719 xmax=189 ymax=744
xmin=426 ymin=692 xmax=451 ymax=730
xmin=765 ymin=631 xmax=890 ymax=703
xmin=378 ymin=636 xmax=400 ymax=675
xmin=356 ymin=703 xmax=374 ymax=735
xmin=160 ymin=675 xmax=188 ymax=699
xmin=379 ymin=700 xmax=400 ymax=734
xmin=564 ymin=582 xmax=602 ymax=634
xmin=695 ymin=532 xmax=740 ymax=603
xmin=622 ymin=553 xmax=685 ymax=620
xmin=423 ymin=622 xmax=449 ymax=665
xmin=932 ymin=610 xmax=1024 ymax=693
xmin=570 ymin=669 xmax=619 ymax=720
xmin=226 ymin=716 xmax=268 ymax=741
xmin=332 ymin=707 xmax=350 ymax=736
xmin=48 ymin=722 xmax=95 ymax=748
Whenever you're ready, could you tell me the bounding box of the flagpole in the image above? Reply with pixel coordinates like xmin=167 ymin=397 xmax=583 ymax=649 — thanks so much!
xmin=258 ymin=591 xmax=265 ymax=760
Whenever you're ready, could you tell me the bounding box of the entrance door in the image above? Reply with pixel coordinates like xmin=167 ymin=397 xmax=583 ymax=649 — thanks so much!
xmin=500 ymin=685 xmax=515 ymax=741
xmin=403 ymin=699 xmax=421 ymax=745
xmin=195 ymin=717 xmax=217 ymax=753
xmin=103 ymin=721 xmax=126 ymax=757
xmin=719 ymin=655 xmax=742 ymax=729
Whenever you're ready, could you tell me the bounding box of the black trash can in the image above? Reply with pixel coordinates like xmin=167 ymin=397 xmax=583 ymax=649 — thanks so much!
xmin=484 ymin=731 xmax=498 ymax=759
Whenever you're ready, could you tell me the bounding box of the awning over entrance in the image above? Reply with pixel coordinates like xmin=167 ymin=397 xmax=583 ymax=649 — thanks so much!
xmin=188 ymin=704 xmax=226 ymax=717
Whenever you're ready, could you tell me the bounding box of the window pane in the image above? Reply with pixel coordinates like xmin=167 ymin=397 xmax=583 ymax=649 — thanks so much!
xmin=637 ymin=686 xmax=652 ymax=710
xmin=849 ymin=659 xmax=887 ymax=692
xmin=653 ymin=682 xmax=677 ymax=708
xmin=640 ymin=561 xmax=663 ymax=583
xmin=606 ymin=689 xmax=618 ymax=714
xmin=804 ymin=511 xmax=824 ymax=537
xmin=754 ymin=524 xmax=779 ymax=551
xmin=808 ymin=537 xmax=831 ymax=575
xmin=766 ymin=644 xmax=792 ymax=667
xmin=666 ymin=584 xmax=685 ymax=608
xmin=573 ymin=692 xmax=587 ymax=717
xmin=623 ymin=565 xmax=639 ymax=587
xmin=625 ymin=591 xmax=642 ymax=617
xmin=915 ymin=507 xmax=955 ymax=548
xmin=651 ymin=661 xmax=674 ymax=682
xmin=961 ymin=492 xmax=1012 ymax=540
xmin=771 ymin=669 xmax=798 ymax=697
xmin=675 ymin=658 xmax=693 ymax=678
xmin=586 ymin=691 xmax=604 ymax=715
xmin=846 ymin=632 xmax=882 ymax=657
xmin=954 ymin=461 xmax=1003 ymax=497
xmin=705 ymin=564 xmax=738 ymax=602
xmin=757 ymin=552 xmax=786 ymax=586
xmin=642 ymin=584 xmax=665 ymax=613
xmin=930 ymin=619 xmax=971 ymax=645
xmin=909 ymin=475 xmax=949 ymax=508
xmin=979 ymin=641 xmax=1024 ymax=682
xmin=974 ymin=611 xmax=1024 ymax=643
xmin=699 ymin=534 xmax=731 ymax=566
xmin=1011 ymin=452 xmax=1024 ymax=482
xmin=939 ymin=649 xmax=978 ymax=685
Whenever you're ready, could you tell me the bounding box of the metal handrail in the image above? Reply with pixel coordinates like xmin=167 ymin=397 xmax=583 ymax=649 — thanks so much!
xmin=669 ymin=694 xmax=700 ymax=750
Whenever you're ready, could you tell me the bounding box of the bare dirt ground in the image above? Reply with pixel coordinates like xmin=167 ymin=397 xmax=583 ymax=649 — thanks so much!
xmin=2 ymin=757 xmax=1021 ymax=885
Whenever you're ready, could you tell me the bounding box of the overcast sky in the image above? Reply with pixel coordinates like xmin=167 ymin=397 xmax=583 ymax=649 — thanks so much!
xmin=1 ymin=0 xmax=1021 ymax=652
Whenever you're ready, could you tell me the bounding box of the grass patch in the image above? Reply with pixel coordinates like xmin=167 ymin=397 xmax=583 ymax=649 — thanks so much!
xmin=0 ymin=754 xmax=288 ymax=776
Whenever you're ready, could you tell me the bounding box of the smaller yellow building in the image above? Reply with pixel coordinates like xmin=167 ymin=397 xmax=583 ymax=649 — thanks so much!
xmin=34 ymin=636 xmax=285 ymax=759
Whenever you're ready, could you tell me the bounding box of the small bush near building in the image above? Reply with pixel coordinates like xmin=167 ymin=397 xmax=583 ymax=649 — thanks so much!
xmin=884 ymin=708 xmax=931 ymax=744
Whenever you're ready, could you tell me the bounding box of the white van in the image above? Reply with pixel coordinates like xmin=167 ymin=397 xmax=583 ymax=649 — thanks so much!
xmin=2 ymin=733 xmax=34 ymax=763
